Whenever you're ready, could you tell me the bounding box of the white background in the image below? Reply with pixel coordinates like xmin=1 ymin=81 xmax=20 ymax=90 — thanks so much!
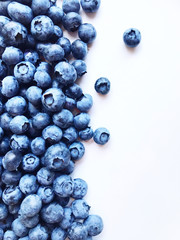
xmin=58 ymin=0 xmax=180 ymax=239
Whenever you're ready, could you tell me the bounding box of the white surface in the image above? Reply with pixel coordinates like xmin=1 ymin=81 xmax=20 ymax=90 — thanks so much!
xmin=59 ymin=0 xmax=180 ymax=239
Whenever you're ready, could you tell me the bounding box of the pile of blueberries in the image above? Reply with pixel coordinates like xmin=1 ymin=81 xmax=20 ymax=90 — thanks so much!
xmin=0 ymin=0 xmax=111 ymax=239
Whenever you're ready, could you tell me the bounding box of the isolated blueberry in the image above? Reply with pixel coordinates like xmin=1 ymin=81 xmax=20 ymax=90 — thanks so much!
xmin=32 ymin=112 xmax=50 ymax=130
xmin=12 ymin=218 xmax=28 ymax=238
xmin=56 ymin=37 xmax=71 ymax=57
xmin=3 ymin=230 xmax=17 ymax=240
xmin=93 ymin=127 xmax=110 ymax=145
xmin=0 ymin=203 xmax=8 ymax=221
xmin=71 ymin=60 xmax=87 ymax=78
xmin=48 ymin=6 xmax=64 ymax=24
xmin=7 ymin=2 xmax=33 ymax=25
xmin=31 ymin=15 xmax=54 ymax=41
xmin=31 ymin=0 xmax=51 ymax=15
xmin=63 ymin=126 xmax=78 ymax=143
xmin=123 ymin=28 xmax=141 ymax=48
xmin=2 ymin=47 xmax=23 ymax=66
xmin=2 ymin=170 xmax=21 ymax=185
xmin=22 ymin=154 xmax=40 ymax=172
xmin=51 ymin=227 xmax=67 ymax=240
xmin=29 ymin=224 xmax=48 ymax=240
xmin=20 ymin=194 xmax=42 ymax=217
xmin=60 ymin=207 xmax=74 ymax=230
xmin=84 ymin=215 xmax=103 ymax=236
xmin=80 ymin=0 xmax=101 ymax=12
xmin=68 ymin=222 xmax=88 ymax=240
xmin=37 ymin=186 xmax=54 ymax=204
xmin=2 ymin=186 xmax=22 ymax=205
xmin=14 ymin=61 xmax=36 ymax=84
xmin=19 ymin=174 xmax=39 ymax=195
xmin=10 ymin=115 xmax=29 ymax=134
xmin=62 ymin=12 xmax=82 ymax=32
xmin=42 ymin=88 xmax=65 ymax=112
xmin=5 ymin=96 xmax=27 ymax=116
xmin=95 ymin=77 xmax=110 ymax=94
xmin=54 ymin=62 xmax=77 ymax=86
xmin=71 ymin=39 xmax=88 ymax=59
xmin=2 ymin=150 xmax=22 ymax=171
xmin=78 ymin=127 xmax=93 ymax=141
xmin=10 ymin=134 xmax=29 ymax=152
xmin=53 ymin=109 xmax=73 ymax=129
xmin=78 ymin=23 xmax=97 ymax=44
xmin=74 ymin=113 xmax=90 ymax=130
xmin=37 ymin=167 xmax=55 ymax=186
xmin=24 ymin=50 xmax=39 ymax=65
xmin=30 ymin=137 xmax=46 ymax=156
xmin=34 ymin=71 xmax=52 ymax=89
xmin=72 ymin=178 xmax=88 ymax=199
xmin=69 ymin=141 xmax=85 ymax=160
xmin=53 ymin=175 xmax=74 ymax=198
xmin=26 ymin=86 xmax=42 ymax=105
xmin=41 ymin=202 xmax=64 ymax=224
xmin=71 ymin=199 xmax=90 ymax=219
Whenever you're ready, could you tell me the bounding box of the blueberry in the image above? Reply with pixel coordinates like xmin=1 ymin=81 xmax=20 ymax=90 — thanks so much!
xmin=93 ymin=127 xmax=110 ymax=145
xmin=62 ymin=12 xmax=82 ymax=32
xmin=10 ymin=134 xmax=29 ymax=152
xmin=55 ymin=195 xmax=70 ymax=207
xmin=32 ymin=113 xmax=51 ymax=130
xmin=2 ymin=47 xmax=23 ymax=66
xmin=26 ymin=86 xmax=42 ymax=105
xmin=1 ymin=76 xmax=19 ymax=98
xmin=21 ymin=154 xmax=40 ymax=172
xmin=20 ymin=194 xmax=42 ymax=217
xmin=71 ymin=39 xmax=88 ymax=59
xmin=8 ymin=204 xmax=20 ymax=215
xmin=31 ymin=15 xmax=54 ymax=41
xmin=69 ymin=141 xmax=85 ymax=160
xmin=53 ymin=109 xmax=73 ymax=129
xmin=48 ymin=6 xmax=64 ymax=24
xmin=42 ymin=88 xmax=65 ymax=112
xmin=0 ymin=137 xmax=10 ymax=155
xmin=65 ymin=83 xmax=83 ymax=99
xmin=2 ymin=21 xmax=27 ymax=47
xmin=31 ymin=0 xmax=51 ymax=15
xmin=7 ymin=2 xmax=33 ymax=25
xmin=0 ymin=203 xmax=8 ymax=221
xmin=71 ymin=199 xmax=90 ymax=219
xmin=0 ymin=59 xmax=7 ymax=80
xmin=29 ymin=224 xmax=48 ymax=240
xmin=41 ymin=202 xmax=64 ymax=223
xmin=0 ymin=215 xmax=13 ymax=231
xmin=3 ymin=230 xmax=17 ymax=240
xmin=84 ymin=215 xmax=103 ymax=236
xmin=76 ymin=94 xmax=93 ymax=112
xmin=44 ymin=143 xmax=70 ymax=171
xmin=80 ymin=0 xmax=101 ymax=13
xmin=19 ymin=213 xmax=39 ymax=229
xmin=71 ymin=60 xmax=87 ymax=78
xmin=51 ymin=227 xmax=67 ymax=240
xmin=37 ymin=186 xmax=54 ymax=204
xmin=34 ymin=71 xmax=52 ymax=89
xmin=5 ymin=96 xmax=27 ymax=116
xmin=37 ymin=167 xmax=55 ymax=186
xmin=53 ymin=175 xmax=74 ymax=197
xmin=2 ymin=186 xmax=23 ymax=205
xmin=19 ymin=174 xmax=39 ymax=195
xmin=72 ymin=178 xmax=88 ymax=199
xmin=78 ymin=127 xmax=93 ymax=141
xmin=56 ymin=37 xmax=71 ymax=57
xmin=36 ymin=61 xmax=52 ymax=74
xmin=2 ymin=150 xmax=22 ymax=171
xmin=24 ymin=50 xmax=39 ymax=65
xmin=0 ymin=16 xmax=10 ymax=33
xmin=2 ymin=169 xmax=21 ymax=185
xmin=74 ymin=113 xmax=90 ymax=130
xmin=27 ymin=119 xmax=41 ymax=137
xmin=63 ymin=127 xmax=78 ymax=143
xmin=62 ymin=0 xmax=80 ymax=13
xmin=14 ymin=61 xmax=36 ymax=84
xmin=42 ymin=125 xmax=63 ymax=144
xmin=64 ymin=97 xmax=76 ymax=111
xmin=49 ymin=25 xmax=63 ymax=43
xmin=12 ymin=218 xmax=28 ymax=238
xmin=54 ymin=62 xmax=77 ymax=86
xmin=59 ymin=207 xmax=74 ymax=230
xmin=68 ymin=222 xmax=88 ymax=240
xmin=30 ymin=137 xmax=46 ymax=156
xmin=43 ymin=44 xmax=64 ymax=62
xmin=95 ymin=77 xmax=110 ymax=94
xmin=10 ymin=115 xmax=29 ymax=134
xmin=78 ymin=23 xmax=97 ymax=44
xmin=123 ymin=28 xmax=141 ymax=48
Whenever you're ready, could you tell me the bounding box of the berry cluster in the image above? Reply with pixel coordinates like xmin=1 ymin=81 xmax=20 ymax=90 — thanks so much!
xmin=0 ymin=0 xmax=110 ymax=239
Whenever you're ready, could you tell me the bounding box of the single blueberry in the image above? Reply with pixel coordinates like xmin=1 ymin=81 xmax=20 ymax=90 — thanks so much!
xmin=64 ymin=97 xmax=76 ymax=111
xmin=71 ymin=60 xmax=87 ymax=78
xmin=37 ymin=167 xmax=55 ymax=186
xmin=3 ymin=230 xmax=17 ymax=240
xmin=2 ymin=186 xmax=23 ymax=205
xmin=53 ymin=175 xmax=74 ymax=197
xmin=2 ymin=47 xmax=23 ymax=66
xmin=21 ymin=153 xmax=40 ymax=172
xmin=19 ymin=213 xmax=39 ymax=229
xmin=59 ymin=207 xmax=74 ymax=230
xmin=1 ymin=76 xmax=19 ymax=98
xmin=84 ymin=215 xmax=104 ymax=236
xmin=93 ymin=127 xmax=110 ymax=145
xmin=63 ymin=126 xmax=78 ymax=143
xmin=12 ymin=218 xmax=28 ymax=238
xmin=9 ymin=115 xmax=29 ymax=134
xmin=0 ymin=137 xmax=10 ymax=155
xmin=43 ymin=44 xmax=64 ymax=62
xmin=37 ymin=186 xmax=54 ymax=204
xmin=48 ymin=6 xmax=64 ymax=24
xmin=2 ymin=170 xmax=22 ymax=186
xmin=31 ymin=0 xmax=51 ymax=15
xmin=34 ymin=71 xmax=52 ymax=89
xmin=53 ymin=109 xmax=73 ymax=129
xmin=2 ymin=150 xmax=22 ymax=171
xmin=123 ymin=28 xmax=141 ymax=48
xmin=74 ymin=113 xmax=90 ymax=130
xmin=20 ymin=194 xmax=42 ymax=217
xmin=10 ymin=134 xmax=30 ymax=152
xmin=19 ymin=174 xmax=39 ymax=195
xmin=68 ymin=222 xmax=88 ymax=240
xmin=51 ymin=227 xmax=67 ymax=240
xmin=14 ymin=61 xmax=36 ymax=84
xmin=80 ymin=0 xmax=101 ymax=13
xmin=71 ymin=199 xmax=90 ymax=219
xmin=56 ymin=37 xmax=71 ymax=57
xmin=78 ymin=127 xmax=94 ymax=141
xmin=65 ymin=83 xmax=83 ymax=99
xmin=42 ymin=125 xmax=63 ymax=144
xmin=62 ymin=12 xmax=82 ymax=32
xmin=29 ymin=224 xmax=48 ymax=240
xmin=78 ymin=23 xmax=97 ymax=44
xmin=32 ymin=112 xmax=51 ymax=130
xmin=62 ymin=0 xmax=80 ymax=13
xmin=26 ymin=86 xmax=42 ymax=105
xmin=41 ymin=202 xmax=64 ymax=224
xmin=5 ymin=96 xmax=27 ymax=116
xmin=95 ymin=77 xmax=110 ymax=94
xmin=72 ymin=178 xmax=88 ymax=199
xmin=71 ymin=39 xmax=88 ymax=59
xmin=69 ymin=141 xmax=85 ymax=160
xmin=30 ymin=137 xmax=46 ymax=156
xmin=76 ymin=94 xmax=93 ymax=112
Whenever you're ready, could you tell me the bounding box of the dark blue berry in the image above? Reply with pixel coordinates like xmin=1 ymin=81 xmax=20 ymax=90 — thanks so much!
xmin=71 ymin=60 xmax=87 ymax=78
xmin=95 ymin=77 xmax=110 ymax=94
xmin=69 ymin=141 xmax=85 ymax=160
xmin=14 ymin=61 xmax=36 ymax=84
xmin=93 ymin=127 xmax=110 ymax=145
xmin=78 ymin=23 xmax=97 ymax=44
xmin=10 ymin=134 xmax=29 ymax=152
xmin=53 ymin=109 xmax=73 ymax=129
xmin=41 ymin=202 xmax=64 ymax=224
xmin=56 ymin=37 xmax=71 ymax=57
xmin=2 ymin=47 xmax=23 ymax=66
xmin=84 ymin=215 xmax=103 ymax=236
xmin=80 ymin=0 xmax=101 ymax=13
xmin=48 ymin=6 xmax=64 ymax=24
xmin=2 ymin=150 xmax=22 ymax=171
xmin=123 ymin=28 xmax=141 ymax=48
xmin=53 ymin=175 xmax=74 ymax=197
xmin=62 ymin=12 xmax=82 ymax=32
xmin=71 ymin=39 xmax=88 ymax=59
xmin=21 ymin=153 xmax=40 ymax=172
xmin=31 ymin=0 xmax=51 ymax=15
xmin=62 ymin=0 xmax=80 ymax=13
